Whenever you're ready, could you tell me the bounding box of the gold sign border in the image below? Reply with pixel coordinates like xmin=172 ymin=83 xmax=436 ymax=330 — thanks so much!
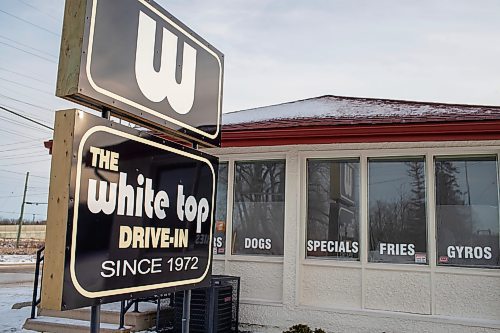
xmin=71 ymin=124 xmax=216 ymax=298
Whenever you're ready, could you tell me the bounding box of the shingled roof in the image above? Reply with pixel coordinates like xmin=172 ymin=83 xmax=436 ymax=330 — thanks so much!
xmin=222 ymin=95 xmax=500 ymax=130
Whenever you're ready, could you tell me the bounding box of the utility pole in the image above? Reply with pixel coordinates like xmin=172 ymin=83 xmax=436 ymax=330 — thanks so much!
xmin=16 ymin=172 xmax=29 ymax=248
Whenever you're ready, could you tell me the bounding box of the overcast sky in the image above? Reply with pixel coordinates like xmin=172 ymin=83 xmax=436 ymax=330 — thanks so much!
xmin=0 ymin=0 xmax=499 ymax=220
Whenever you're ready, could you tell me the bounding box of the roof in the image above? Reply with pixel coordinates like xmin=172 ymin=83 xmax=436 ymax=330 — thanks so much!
xmin=222 ymin=95 xmax=500 ymax=131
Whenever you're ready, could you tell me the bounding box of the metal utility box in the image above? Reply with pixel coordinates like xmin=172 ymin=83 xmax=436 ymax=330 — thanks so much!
xmin=173 ymin=275 xmax=240 ymax=333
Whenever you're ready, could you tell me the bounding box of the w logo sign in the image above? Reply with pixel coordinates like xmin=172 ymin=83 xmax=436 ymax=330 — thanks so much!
xmin=135 ymin=11 xmax=197 ymax=115
xmin=57 ymin=0 xmax=224 ymax=147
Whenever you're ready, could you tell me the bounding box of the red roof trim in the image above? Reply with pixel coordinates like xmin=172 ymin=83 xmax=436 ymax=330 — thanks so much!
xmin=221 ymin=120 xmax=500 ymax=147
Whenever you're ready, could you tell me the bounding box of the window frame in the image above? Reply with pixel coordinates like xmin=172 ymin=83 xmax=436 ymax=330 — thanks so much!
xmin=212 ymin=145 xmax=500 ymax=273
xmin=366 ymin=156 xmax=429 ymax=265
xmin=299 ymin=147 xmax=500 ymax=272
xmin=226 ymin=156 xmax=287 ymax=260
xmin=213 ymin=161 xmax=229 ymax=256
xmin=433 ymin=154 xmax=500 ymax=269
xmin=305 ymin=157 xmax=361 ymax=261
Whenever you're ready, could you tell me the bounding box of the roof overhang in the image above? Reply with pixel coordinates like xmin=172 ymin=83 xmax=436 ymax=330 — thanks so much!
xmin=221 ymin=119 xmax=500 ymax=147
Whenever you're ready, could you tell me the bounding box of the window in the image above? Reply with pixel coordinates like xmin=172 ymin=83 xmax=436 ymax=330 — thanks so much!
xmin=368 ymin=158 xmax=427 ymax=264
xmin=213 ymin=162 xmax=228 ymax=255
xmin=435 ymin=156 xmax=499 ymax=268
xmin=232 ymin=160 xmax=285 ymax=255
xmin=306 ymin=159 xmax=360 ymax=260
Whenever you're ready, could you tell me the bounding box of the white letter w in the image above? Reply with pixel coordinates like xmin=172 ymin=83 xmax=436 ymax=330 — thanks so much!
xmin=87 ymin=179 xmax=117 ymax=215
xmin=135 ymin=11 xmax=197 ymax=115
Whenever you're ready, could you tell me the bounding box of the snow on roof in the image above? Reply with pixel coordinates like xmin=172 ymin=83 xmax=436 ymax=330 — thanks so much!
xmin=222 ymin=95 xmax=500 ymax=126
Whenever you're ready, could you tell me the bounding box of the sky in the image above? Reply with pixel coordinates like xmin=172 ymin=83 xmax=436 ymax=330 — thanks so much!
xmin=0 ymin=0 xmax=499 ymax=221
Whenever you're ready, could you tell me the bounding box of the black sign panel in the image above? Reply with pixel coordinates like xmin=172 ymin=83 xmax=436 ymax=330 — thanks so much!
xmin=60 ymin=112 xmax=217 ymax=309
xmin=57 ymin=0 xmax=223 ymax=147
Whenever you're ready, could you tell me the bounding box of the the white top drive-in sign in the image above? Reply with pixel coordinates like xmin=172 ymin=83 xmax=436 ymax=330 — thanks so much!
xmin=57 ymin=0 xmax=224 ymax=147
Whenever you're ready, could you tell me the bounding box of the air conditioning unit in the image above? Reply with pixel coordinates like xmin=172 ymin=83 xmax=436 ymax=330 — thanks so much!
xmin=173 ymin=275 xmax=240 ymax=333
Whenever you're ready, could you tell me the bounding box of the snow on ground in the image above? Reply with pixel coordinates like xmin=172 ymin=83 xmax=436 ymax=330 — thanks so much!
xmin=0 ymin=255 xmax=36 ymax=264
xmin=0 ymin=286 xmax=36 ymax=332
xmin=0 ymin=282 xmax=146 ymax=332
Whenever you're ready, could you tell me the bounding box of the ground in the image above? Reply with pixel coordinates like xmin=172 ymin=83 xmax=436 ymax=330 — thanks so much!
xmin=0 ymin=239 xmax=42 ymax=265
xmin=0 ymin=239 xmax=44 ymax=256
xmin=0 ymin=263 xmax=37 ymax=332
xmin=0 ymin=239 xmax=41 ymax=332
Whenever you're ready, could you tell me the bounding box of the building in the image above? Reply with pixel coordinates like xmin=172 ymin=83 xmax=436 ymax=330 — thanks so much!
xmin=206 ymin=95 xmax=500 ymax=333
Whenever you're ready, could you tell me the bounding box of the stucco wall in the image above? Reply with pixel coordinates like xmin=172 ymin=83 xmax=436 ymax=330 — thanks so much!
xmin=206 ymin=140 xmax=500 ymax=333
xmin=300 ymin=264 xmax=362 ymax=309
xmin=226 ymin=260 xmax=283 ymax=303
xmin=364 ymin=269 xmax=431 ymax=314
xmin=212 ymin=258 xmax=284 ymax=303
xmin=435 ymin=272 xmax=500 ymax=321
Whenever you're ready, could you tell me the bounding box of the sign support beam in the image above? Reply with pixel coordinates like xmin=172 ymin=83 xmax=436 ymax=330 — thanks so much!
xmin=181 ymin=141 xmax=200 ymax=333
xmin=89 ymin=107 xmax=111 ymax=333
xmin=90 ymin=304 xmax=100 ymax=333
xmin=182 ymin=289 xmax=191 ymax=333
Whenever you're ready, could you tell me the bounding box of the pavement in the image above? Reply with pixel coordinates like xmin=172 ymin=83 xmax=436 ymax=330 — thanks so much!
xmin=0 ymin=264 xmax=36 ymax=286
xmin=0 ymin=264 xmax=37 ymax=332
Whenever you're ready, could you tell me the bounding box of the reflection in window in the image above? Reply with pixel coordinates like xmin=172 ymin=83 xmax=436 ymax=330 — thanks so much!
xmin=435 ymin=156 xmax=499 ymax=268
xmin=368 ymin=158 xmax=427 ymax=264
xmin=232 ymin=160 xmax=285 ymax=255
xmin=213 ymin=162 xmax=228 ymax=255
xmin=307 ymin=159 xmax=360 ymax=260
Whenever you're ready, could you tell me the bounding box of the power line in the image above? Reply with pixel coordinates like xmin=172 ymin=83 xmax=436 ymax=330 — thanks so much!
xmin=0 ymin=105 xmax=53 ymax=130
xmin=0 ymin=86 xmax=61 ymax=120
xmin=0 ymin=76 xmax=53 ymax=95
xmin=0 ymin=40 xmax=57 ymax=64
xmin=0 ymin=121 xmax=51 ymax=138
xmin=0 ymin=153 xmax=49 ymax=161
xmin=2 ymin=176 xmax=48 ymax=184
xmin=0 ymin=210 xmax=46 ymax=216
xmin=0 ymin=144 xmax=42 ymax=153
xmin=0 ymin=114 xmax=49 ymax=132
xmin=0 ymin=169 xmax=48 ymax=178
xmin=0 ymin=102 xmax=53 ymax=124
xmin=0 ymin=153 xmax=51 ymax=163
xmin=15 ymin=0 xmax=60 ymax=22
xmin=0 ymin=35 xmax=58 ymax=60
xmin=0 ymin=139 xmax=47 ymax=148
xmin=0 ymin=93 xmax=55 ymax=112
xmin=0 ymin=121 xmax=44 ymax=134
xmin=0 ymin=66 xmax=53 ymax=87
xmin=0 ymin=158 xmax=51 ymax=167
xmin=0 ymin=153 xmax=49 ymax=160
xmin=6 ymin=179 xmax=48 ymax=187
xmin=1 ymin=127 xmax=42 ymax=140
xmin=0 ymin=9 xmax=60 ymax=37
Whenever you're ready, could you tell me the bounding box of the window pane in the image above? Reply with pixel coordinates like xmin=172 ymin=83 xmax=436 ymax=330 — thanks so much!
xmin=435 ymin=156 xmax=499 ymax=268
xmin=213 ymin=162 xmax=228 ymax=255
xmin=306 ymin=159 xmax=360 ymax=260
xmin=232 ymin=160 xmax=285 ymax=255
xmin=368 ymin=158 xmax=427 ymax=264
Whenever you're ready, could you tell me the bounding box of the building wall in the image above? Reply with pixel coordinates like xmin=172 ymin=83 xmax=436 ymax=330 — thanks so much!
xmin=206 ymin=140 xmax=500 ymax=333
